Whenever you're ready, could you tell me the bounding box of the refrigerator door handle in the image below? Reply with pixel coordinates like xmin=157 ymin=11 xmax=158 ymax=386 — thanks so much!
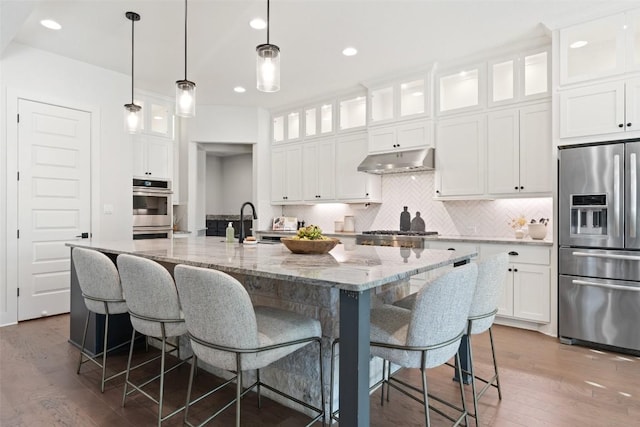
xmin=631 ymin=152 xmax=637 ymax=239
xmin=572 ymin=251 xmax=640 ymax=261
xmin=572 ymin=279 xmax=640 ymax=292
xmin=614 ymin=154 xmax=621 ymax=238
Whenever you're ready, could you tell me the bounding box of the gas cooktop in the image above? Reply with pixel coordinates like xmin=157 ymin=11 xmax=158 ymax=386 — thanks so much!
xmin=362 ymin=230 xmax=438 ymax=236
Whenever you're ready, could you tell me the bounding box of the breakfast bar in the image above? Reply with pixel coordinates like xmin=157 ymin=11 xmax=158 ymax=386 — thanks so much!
xmin=67 ymin=237 xmax=476 ymax=426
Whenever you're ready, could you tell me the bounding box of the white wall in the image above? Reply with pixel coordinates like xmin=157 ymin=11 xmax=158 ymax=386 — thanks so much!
xmin=205 ymin=155 xmax=223 ymax=214
xmin=192 ymin=105 xmax=259 ymax=143
xmin=220 ymin=154 xmax=253 ymax=213
xmin=0 ymin=42 xmax=135 ymax=325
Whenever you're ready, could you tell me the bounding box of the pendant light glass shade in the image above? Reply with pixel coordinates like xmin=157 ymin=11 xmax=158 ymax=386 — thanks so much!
xmin=256 ymin=44 xmax=280 ymax=92
xmin=124 ymin=11 xmax=142 ymax=134
xmin=176 ymin=0 xmax=196 ymax=117
xmin=256 ymin=0 xmax=280 ymax=92
xmin=176 ymin=80 xmax=196 ymax=117
xmin=124 ymin=103 xmax=142 ymax=134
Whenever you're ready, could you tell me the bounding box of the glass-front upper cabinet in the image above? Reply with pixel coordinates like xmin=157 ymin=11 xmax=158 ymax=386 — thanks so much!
xmin=339 ymin=94 xmax=367 ymax=131
xmin=304 ymin=102 xmax=334 ymax=137
xmin=368 ymin=75 xmax=428 ymax=124
xmin=287 ymin=111 xmax=300 ymax=140
xmin=560 ymin=12 xmax=627 ymax=84
xmin=488 ymin=47 xmax=549 ymax=107
xmin=133 ymin=93 xmax=175 ymax=139
xmin=273 ymin=115 xmax=285 ymax=143
xmin=437 ymin=64 xmax=484 ymax=114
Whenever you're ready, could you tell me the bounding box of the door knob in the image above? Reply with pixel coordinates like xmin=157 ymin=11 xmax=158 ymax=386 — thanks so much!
xmin=75 ymin=232 xmax=89 ymax=239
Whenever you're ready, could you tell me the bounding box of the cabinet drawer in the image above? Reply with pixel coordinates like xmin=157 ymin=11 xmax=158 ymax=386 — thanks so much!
xmin=482 ymin=244 xmax=549 ymax=265
xmin=428 ymin=241 xmax=479 ymax=259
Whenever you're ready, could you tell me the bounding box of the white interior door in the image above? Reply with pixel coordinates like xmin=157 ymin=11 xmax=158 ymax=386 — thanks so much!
xmin=18 ymin=99 xmax=91 ymax=321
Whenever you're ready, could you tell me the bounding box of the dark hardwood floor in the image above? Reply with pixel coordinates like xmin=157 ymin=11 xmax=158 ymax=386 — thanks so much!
xmin=1 ymin=315 xmax=638 ymax=426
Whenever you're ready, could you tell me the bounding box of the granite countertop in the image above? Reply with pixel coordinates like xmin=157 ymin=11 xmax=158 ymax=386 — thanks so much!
xmin=256 ymin=230 xmax=553 ymax=246
xmin=66 ymin=237 xmax=475 ymax=292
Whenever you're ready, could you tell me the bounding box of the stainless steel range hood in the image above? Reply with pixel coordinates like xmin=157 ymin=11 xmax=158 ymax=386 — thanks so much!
xmin=357 ymin=147 xmax=435 ymax=174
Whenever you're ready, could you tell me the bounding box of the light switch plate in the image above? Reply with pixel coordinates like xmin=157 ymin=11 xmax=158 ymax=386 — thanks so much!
xmin=103 ymin=204 xmax=114 ymax=215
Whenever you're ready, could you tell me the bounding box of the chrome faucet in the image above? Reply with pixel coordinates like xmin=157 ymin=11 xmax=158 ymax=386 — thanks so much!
xmin=239 ymin=201 xmax=257 ymax=243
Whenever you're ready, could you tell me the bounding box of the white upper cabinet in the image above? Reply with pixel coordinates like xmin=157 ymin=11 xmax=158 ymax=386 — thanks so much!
xmin=489 ymin=48 xmax=550 ymax=107
xmin=132 ymin=135 xmax=172 ymax=179
xmin=559 ymin=10 xmax=640 ymax=85
xmin=487 ymin=103 xmax=552 ymax=196
xmin=435 ymin=114 xmax=486 ymax=197
xmin=134 ymin=94 xmax=174 ymax=139
xmin=302 ymin=138 xmax=335 ymax=201
xmin=273 ymin=115 xmax=285 ymax=143
xmin=368 ymin=74 xmax=429 ymax=125
xmin=559 ymin=78 xmax=640 ymax=138
xmin=271 ymin=144 xmax=303 ymax=204
xmin=338 ymin=93 xmax=367 ymax=131
xmin=304 ymin=102 xmax=334 ymax=138
xmin=437 ymin=64 xmax=485 ymax=115
xmin=369 ymin=119 xmax=432 ymax=154
xmin=287 ymin=111 xmax=301 ymax=140
xmin=335 ymin=132 xmax=381 ymax=202
xmin=271 ymin=109 xmax=302 ymax=143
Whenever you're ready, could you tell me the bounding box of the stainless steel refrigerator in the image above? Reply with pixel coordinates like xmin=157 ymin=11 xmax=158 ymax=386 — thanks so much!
xmin=558 ymin=140 xmax=640 ymax=353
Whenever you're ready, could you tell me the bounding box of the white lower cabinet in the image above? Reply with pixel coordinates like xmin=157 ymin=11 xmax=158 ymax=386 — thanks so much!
xmin=482 ymin=243 xmax=551 ymax=323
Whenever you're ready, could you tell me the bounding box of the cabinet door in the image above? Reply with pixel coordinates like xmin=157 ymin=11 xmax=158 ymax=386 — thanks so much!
xmin=626 ymin=77 xmax=640 ymax=131
xmin=285 ymin=145 xmax=303 ymax=202
xmin=316 ymin=139 xmax=336 ymax=200
xmin=512 ymin=264 xmax=550 ymax=322
xmin=488 ymin=58 xmax=516 ymax=107
xmin=496 ymin=273 xmax=514 ymax=317
xmin=435 ymin=115 xmax=486 ymax=197
xmin=336 ymin=133 xmax=371 ymax=200
xmin=438 ymin=65 xmax=484 ymax=114
xmin=369 ymin=126 xmax=396 ymax=153
xmin=132 ymin=137 xmax=146 ymax=177
xmin=559 ymin=82 xmax=625 ymax=138
xmin=271 ymin=147 xmax=286 ymax=202
xmin=560 ymin=13 xmax=626 ymax=84
xmin=519 ymin=103 xmax=552 ymax=194
xmin=146 ymin=137 xmax=171 ymax=178
xmin=302 ymin=143 xmax=319 ymax=200
xmin=487 ymin=109 xmax=519 ymax=195
xmin=397 ymin=120 xmax=429 ymax=150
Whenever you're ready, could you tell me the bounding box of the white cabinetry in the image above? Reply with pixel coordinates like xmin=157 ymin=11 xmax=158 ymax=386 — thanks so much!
xmin=560 ymin=78 xmax=640 ymax=139
xmin=369 ymin=119 xmax=432 ymax=153
xmin=302 ymin=138 xmax=335 ymax=201
xmin=559 ymin=10 xmax=640 ymax=85
xmin=368 ymin=74 xmax=429 ymax=125
xmin=488 ymin=48 xmax=550 ymax=107
xmin=338 ymin=93 xmax=367 ymax=131
xmin=271 ymin=144 xmax=303 ymax=204
xmin=487 ymin=103 xmax=551 ymax=195
xmin=435 ymin=114 xmax=486 ymax=197
xmin=304 ymin=102 xmax=334 ymax=138
xmin=335 ymin=132 xmax=381 ymax=202
xmin=437 ymin=64 xmax=485 ymax=115
xmin=133 ymin=135 xmax=172 ymax=179
xmin=482 ymin=244 xmax=550 ymax=323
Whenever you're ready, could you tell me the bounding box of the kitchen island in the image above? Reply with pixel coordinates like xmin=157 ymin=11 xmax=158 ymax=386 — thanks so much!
xmin=67 ymin=237 xmax=476 ymax=426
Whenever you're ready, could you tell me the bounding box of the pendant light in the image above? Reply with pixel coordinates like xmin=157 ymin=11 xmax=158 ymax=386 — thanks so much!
xmin=176 ymin=0 xmax=196 ymax=117
xmin=256 ymin=0 xmax=280 ymax=92
xmin=124 ymin=11 xmax=142 ymax=134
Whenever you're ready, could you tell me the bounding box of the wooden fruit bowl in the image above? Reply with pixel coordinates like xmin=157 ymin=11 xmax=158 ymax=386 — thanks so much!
xmin=281 ymin=237 xmax=339 ymax=254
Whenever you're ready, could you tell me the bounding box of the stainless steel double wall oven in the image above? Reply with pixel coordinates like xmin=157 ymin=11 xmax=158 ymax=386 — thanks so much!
xmin=132 ymin=178 xmax=173 ymax=239
xmin=558 ymin=140 xmax=640 ymax=353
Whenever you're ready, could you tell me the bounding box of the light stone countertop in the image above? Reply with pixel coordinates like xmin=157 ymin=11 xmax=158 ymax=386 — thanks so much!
xmin=67 ymin=236 xmax=475 ymax=292
xmin=255 ymin=230 xmax=553 ymax=246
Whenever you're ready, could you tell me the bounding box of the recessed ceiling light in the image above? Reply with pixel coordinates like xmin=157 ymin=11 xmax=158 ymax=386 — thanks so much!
xmin=153 ymin=116 xmax=163 ymax=120
xmin=234 ymin=86 xmax=246 ymax=93
xmin=342 ymin=47 xmax=358 ymax=57
xmin=249 ymin=18 xmax=267 ymax=30
xmin=570 ymin=40 xmax=588 ymax=49
xmin=40 ymin=19 xmax=62 ymax=30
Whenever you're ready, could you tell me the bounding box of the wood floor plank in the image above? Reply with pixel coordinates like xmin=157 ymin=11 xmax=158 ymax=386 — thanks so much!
xmin=1 ymin=314 xmax=639 ymax=426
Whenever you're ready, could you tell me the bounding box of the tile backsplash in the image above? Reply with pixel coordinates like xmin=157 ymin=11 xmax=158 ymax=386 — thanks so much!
xmin=283 ymin=172 xmax=552 ymax=238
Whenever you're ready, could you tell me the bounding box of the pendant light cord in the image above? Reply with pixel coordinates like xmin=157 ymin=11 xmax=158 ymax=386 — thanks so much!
xmin=131 ymin=15 xmax=135 ymax=104
xmin=184 ymin=0 xmax=188 ymax=80
xmin=267 ymin=0 xmax=270 ymax=44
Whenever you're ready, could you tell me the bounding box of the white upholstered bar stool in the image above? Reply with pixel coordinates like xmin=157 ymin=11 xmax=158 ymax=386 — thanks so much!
xmin=174 ymin=264 xmax=325 ymax=427
xmin=117 ymin=254 xmax=190 ymax=427
xmin=394 ymin=253 xmax=509 ymax=424
xmin=73 ymin=247 xmax=129 ymax=392
xmin=370 ymin=263 xmax=478 ymax=427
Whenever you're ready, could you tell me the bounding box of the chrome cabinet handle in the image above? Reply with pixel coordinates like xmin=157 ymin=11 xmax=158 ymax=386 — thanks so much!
xmin=572 ymin=279 xmax=640 ymax=292
xmin=572 ymin=251 xmax=640 ymax=261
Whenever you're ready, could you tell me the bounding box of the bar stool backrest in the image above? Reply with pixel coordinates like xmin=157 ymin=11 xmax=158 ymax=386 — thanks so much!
xmin=468 ymin=253 xmax=509 ymax=334
xmin=73 ymin=247 xmax=126 ymax=314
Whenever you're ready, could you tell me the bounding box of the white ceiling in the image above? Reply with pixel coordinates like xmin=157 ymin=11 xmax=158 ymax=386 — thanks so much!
xmin=2 ymin=0 xmax=633 ymax=110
